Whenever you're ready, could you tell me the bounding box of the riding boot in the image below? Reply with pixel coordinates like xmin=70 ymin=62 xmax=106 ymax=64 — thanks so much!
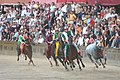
xmin=64 ymin=43 xmax=68 ymax=62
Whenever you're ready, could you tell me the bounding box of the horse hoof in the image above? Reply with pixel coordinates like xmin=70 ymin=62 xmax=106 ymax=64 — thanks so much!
xmin=56 ymin=64 xmax=59 ymax=66
xmin=17 ymin=59 xmax=19 ymax=61
xmin=25 ymin=58 xmax=27 ymax=60
xmin=43 ymin=53 xmax=45 ymax=55
xmin=83 ymin=65 xmax=85 ymax=68
xmin=73 ymin=65 xmax=75 ymax=68
xmin=62 ymin=63 xmax=64 ymax=66
xmin=103 ymin=66 xmax=106 ymax=68
xmin=66 ymin=69 xmax=69 ymax=71
xmin=99 ymin=64 xmax=101 ymax=66
xmin=96 ymin=66 xmax=99 ymax=68
xmin=67 ymin=62 xmax=69 ymax=65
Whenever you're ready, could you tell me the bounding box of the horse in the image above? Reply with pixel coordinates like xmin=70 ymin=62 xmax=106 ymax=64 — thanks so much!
xmin=44 ymin=42 xmax=59 ymax=67
xmin=62 ymin=37 xmax=85 ymax=71
xmin=16 ymin=39 xmax=35 ymax=66
xmin=85 ymin=40 xmax=106 ymax=68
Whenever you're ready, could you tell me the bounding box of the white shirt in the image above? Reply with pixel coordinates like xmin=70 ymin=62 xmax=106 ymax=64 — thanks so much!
xmin=82 ymin=27 xmax=88 ymax=35
xmin=26 ymin=11 xmax=31 ymax=17
xmin=61 ymin=32 xmax=68 ymax=42
xmin=38 ymin=37 xmax=44 ymax=44
xmin=10 ymin=11 xmax=16 ymax=18
xmin=61 ymin=5 xmax=67 ymax=13
xmin=21 ymin=9 xmax=27 ymax=17
xmin=71 ymin=4 xmax=75 ymax=11
xmin=84 ymin=38 xmax=89 ymax=46
xmin=77 ymin=36 xmax=84 ymax=46
xmin=50 ymin=5 xmax=56 ymax=12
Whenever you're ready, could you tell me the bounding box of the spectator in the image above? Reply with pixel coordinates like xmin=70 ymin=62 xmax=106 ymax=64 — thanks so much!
xmin=0 ymin=1 xmax=119 ymax=49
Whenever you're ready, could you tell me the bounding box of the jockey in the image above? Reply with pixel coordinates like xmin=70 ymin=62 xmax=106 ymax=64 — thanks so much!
xmin=53 ymin=28 xmax=60 ymax=58
xmin=68 ymin=27 xmax=81 ymax=55
xmin=17 ymin=31 xmax=25 ymax=54
xmin=46 ymin=29 xmax=53 ymax=52
xmin=61 ymin=27 xmax=69 ymax=61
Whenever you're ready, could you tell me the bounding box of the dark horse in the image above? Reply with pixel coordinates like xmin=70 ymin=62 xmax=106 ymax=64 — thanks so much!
xmin=44 ymin=42 xmax=59 ymax=67
xmin=44 ymin=40 xmax=66 ymax=67
xmin=63 ymin=37 xmax=85 ymax=71
xmin=16 ymin=39 xmax=35 ymax=66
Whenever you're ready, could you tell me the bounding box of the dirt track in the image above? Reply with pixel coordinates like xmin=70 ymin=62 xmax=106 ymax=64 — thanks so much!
xmin=0 ymin=55 xmax=120 ymax=80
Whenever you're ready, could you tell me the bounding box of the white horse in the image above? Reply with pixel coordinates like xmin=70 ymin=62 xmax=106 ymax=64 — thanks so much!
xmin=86 ymin=40 xmax=106 ymax=68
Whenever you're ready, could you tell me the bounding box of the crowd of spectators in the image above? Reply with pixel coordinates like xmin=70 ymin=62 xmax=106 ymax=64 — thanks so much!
xmin=0 ymin=1 xmax=120 ymax=48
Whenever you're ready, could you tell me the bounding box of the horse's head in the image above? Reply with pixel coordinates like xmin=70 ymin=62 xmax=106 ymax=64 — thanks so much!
xmin=93 ymin=40 xmax=104 ymax=58
xmin=24 ymin=38 xmax=32 ymax=46
xmin=95 ymin=40 xmax=103 ymax=50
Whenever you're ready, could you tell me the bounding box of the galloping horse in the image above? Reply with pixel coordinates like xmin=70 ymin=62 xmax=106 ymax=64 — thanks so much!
xmin=86 ymin=40 xmax=106 ymax=68
xmin=44 ymin=42 xmax=59 ymax=67
xmin=62 ymin=37 xmax=85 ymax=71
xmin=16 ymin=38 xmax=35 ymax=66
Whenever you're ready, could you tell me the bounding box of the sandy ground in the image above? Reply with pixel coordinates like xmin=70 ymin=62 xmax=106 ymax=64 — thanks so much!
xmin=0 ymin=54 xmax=120 ymax=80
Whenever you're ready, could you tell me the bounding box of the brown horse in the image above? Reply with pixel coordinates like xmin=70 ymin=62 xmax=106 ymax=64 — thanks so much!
xmin=63 ymin=37 xmax=85 ymax=71
xmin=44 ymin=42 xmax=59 ymax=67
xmin=16 ymin=39 xmax=35 ymax=66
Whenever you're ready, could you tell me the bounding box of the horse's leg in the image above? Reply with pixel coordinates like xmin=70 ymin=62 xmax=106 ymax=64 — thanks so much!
xmin=27 ymin=54 xmax=35 ymax=66
xmin=69 ymin=60 xmax=73 ymax=71
xmin=25 ymin=54 xmax=27 ymax=60
xmin=104 ymin=54 xmax=107 ymax=64
xmin=96 ymin=60 xmax=101 ymax=66
xmin=17 ymin=48 xmax=21 ymax=61
xmin=94 ymin=59 xmax=99 ymax=68
xmin=66 ymin=60 xmax=69 ymax=65
xmin=32 ymin=60 xmax=35 ymax=66
xmin=17 ymin=52 xmax=20 ymax=61
xmin=100 ymin=59 xmax=106 ymax=68
xmin=57 ymin=56 xmax=64 ymax=66
xmin=79 ymin=56 xmax=85 ymax=68
xmin=70 ymin=62 xmax=73 ymax=71
xmin=48 ymin=57 xmax=53 ymax=67
xmin=64 ymin=61 xmax=69 ymax=71
xmin=87 ymin=54 xmax=98 ymax=68
xmin=77 ymin=58 xmax=82 ymax=71
xmin=53 ymin=55 xmax=59 ymax=66
xmin=72 ymin=61 xmax=76 ymax=68
xmin=30 ymin=59 xmax=35 ymax=66
xmin=28 ymin=59 xmax=35 ymax=66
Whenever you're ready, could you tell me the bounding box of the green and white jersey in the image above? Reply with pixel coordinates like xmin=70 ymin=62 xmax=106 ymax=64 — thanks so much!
xmin=61 ymin=32 xmax=68 ymax=42
xmin=17 ymin=35 xmax=24 ymax=45
xmin=53 ymin=33 xmax=59 ymax=41
xmin=67 ymin=30 xmax=74 ymax=37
